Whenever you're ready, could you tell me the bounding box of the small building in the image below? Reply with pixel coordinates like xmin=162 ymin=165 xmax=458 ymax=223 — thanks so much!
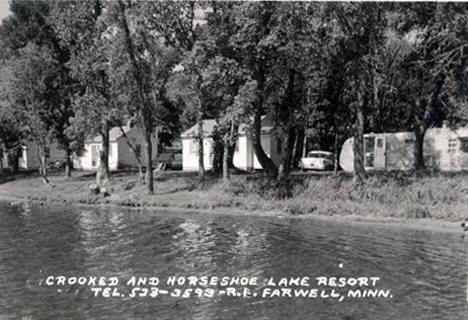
xmin=74 ymin=125 xmax=159 ymax=171
xmin=0 ymin=141 xmax=66 ymax=170
xmin=181 ymin=117 xmax=282 ymax=171
xmin=23 ymin=141 xmax=67 ymax=169
xmin=339 ymin=127 xmax=468 ymax=172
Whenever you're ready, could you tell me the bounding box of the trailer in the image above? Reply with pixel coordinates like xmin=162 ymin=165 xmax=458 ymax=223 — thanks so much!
xmin=339 ymin=127 xmax=468 ymax=172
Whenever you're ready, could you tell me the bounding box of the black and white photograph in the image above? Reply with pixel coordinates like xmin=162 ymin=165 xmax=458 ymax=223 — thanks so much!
xmin=0 ymin=0 xmax=467 ymax=319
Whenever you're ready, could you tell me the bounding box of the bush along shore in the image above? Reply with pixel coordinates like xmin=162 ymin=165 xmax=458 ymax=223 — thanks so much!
xmin=1 ymin=169 xmax=468 ymax=224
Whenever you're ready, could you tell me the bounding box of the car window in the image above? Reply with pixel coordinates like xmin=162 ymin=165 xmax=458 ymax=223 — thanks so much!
xmin=307 ymin=152 xmax=320 ymax=157
xmin=307 ymin=152 xmax=333 ymax=161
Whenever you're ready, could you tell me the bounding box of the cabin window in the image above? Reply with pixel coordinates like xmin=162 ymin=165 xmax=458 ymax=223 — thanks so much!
xmin=376 ymin=138 xmax=384 ymax=148
xmin=135 ymin=144 xmax=141 ymax=157
xmin=404 ymin=139 xmax=413 ymax=145
xmin=365 ymin=137 xmax=375 ymax=153
xmin=365 ymin=155 xmax=374 ymax=167
xmin=448 ymin=139 xmax=458 ymax=154
xmin=460 ymin=139 xmax=468 ymax=153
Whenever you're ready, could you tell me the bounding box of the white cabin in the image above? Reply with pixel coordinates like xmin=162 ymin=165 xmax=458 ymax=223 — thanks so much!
xmin=339 ymin=127 xmax=468 ymax=172
xmin=181 ymin=118 xmax=283 ymax=172
xmin=74 ymin=125 xmax=159 ymax=171
xmin=1 ymin=141 xmax=65 ymax=170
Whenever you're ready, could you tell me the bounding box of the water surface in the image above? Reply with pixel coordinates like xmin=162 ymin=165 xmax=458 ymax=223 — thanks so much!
xmin=0 ymin=202 xmax=465 ymax=319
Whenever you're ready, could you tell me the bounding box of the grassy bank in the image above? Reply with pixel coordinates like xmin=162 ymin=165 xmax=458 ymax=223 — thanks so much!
xmin=1 ymin=169 xmax=468 ymax=222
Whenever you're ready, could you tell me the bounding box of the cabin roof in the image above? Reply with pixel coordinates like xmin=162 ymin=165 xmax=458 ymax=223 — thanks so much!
xmin=86 ymin=125 xmax=136 ymax=143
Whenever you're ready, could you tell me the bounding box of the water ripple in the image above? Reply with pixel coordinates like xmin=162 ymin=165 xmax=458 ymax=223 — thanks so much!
xmin=0 ymin=202 xmax=465 ymax=320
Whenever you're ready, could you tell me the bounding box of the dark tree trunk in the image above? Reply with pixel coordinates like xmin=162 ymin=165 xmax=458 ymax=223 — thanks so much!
xmin=118 ymin=2 xmax=155 ymax=193
xmin=333 ymin=132 xmax=339 ymax=174
xmin=144 ymin=126 xmax=154 ymax=194
xmin=137 ymin=163 xmax=144 ymax=183
xmin=34 ymin=140 xmax=50 ymax=185
xmin=210 ymin=131 xmax=223 ymax=175
xmin=39 ymin=152 xmax=49 ymax=185
xmin=119 ymin=126 xmax=144 ymax=183
xmin=96 ymin=121 xmax=110 ymax=188
xmin=353 ymin=89 xmax=367 ymax=184
xmin=223 ymin=143 xmax=229 ymax=181
xmin=413 ymin=124 xmax=426 ymax=171
xmin=252 ymin=111 xmax=278 ymax=178
xmin=197 ymin=120 xmax=205 ymax=184
xmin=278 ymin=126 xmax=296 ymax=180
xmin=292 ymin=127 xmax=305 ymax=170
xmin=8 ymin=150 xmax=19 ymax=173
xmin=65 ymin=148 xmax=72 ymax=178
xmin=412 ymin=75 xmax=444 ymax=171
xmin=251 ymin=45 xmax=278 ymax=178
xmin=277 ymin=69 xmax=297 ymax=179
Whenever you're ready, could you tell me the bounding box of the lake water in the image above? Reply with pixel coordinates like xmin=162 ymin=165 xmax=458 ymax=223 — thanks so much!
xmin=0 ymin=202 xmax=466 ymax=320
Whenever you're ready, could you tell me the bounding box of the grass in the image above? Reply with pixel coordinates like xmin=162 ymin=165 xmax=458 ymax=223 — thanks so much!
xmin=1 ymin=168 xmax=467 ymax=222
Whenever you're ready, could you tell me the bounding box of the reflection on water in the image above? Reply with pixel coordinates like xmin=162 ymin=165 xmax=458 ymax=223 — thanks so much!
xmin=0 ymin=202 xmax=465 ymax=320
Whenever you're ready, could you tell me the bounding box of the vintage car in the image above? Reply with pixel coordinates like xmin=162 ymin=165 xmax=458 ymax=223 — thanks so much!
xmin=299 ymin=151 xmax=335 ymax=171
xmin=154 ymin=152 xmax=182 ymax=171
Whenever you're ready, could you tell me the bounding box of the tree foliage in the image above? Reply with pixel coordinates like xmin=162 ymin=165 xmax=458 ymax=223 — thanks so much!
xmin=1 ymin=1 xmax=468 ymax=188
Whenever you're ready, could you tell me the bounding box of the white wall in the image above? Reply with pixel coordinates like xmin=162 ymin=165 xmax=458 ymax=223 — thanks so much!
xmin=0 ymin=148 xmax=24 ymax=169
xmin=182 ymin=133 xmax=282 ymax=172
xmin=182 ymin=137 xmax=214 ymax=171
xmin=74 ymin=127 xmax=160 ymax=171
xmin=75 ymin=142 xmax=119 ymax=170
xmin=18 ymin=146 xmax=29 ymax=169
xmin=233 ymin=135 xmax=248 ymax=170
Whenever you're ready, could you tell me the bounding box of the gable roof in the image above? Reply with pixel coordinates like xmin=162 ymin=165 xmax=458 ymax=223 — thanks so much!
xmin=181 ymin=117 xmax=274 ymax=138
xmin=86 ymin=125 xmax=136 ymax=143
xmin=181 ymin=119 xmax=217 ymax=138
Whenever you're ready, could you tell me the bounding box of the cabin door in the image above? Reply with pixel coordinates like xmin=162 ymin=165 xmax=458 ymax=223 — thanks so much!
xmin=364 ymin=136 xmax=375 ymax=169
xmin=374 ymin=136 xmax=386 ymax=169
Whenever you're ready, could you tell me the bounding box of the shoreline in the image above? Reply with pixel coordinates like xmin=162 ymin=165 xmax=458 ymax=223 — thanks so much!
xmin=0 ymin=194 xmax=463 ymax=234
xmin=0 ymin=170 xmax=467 ymax=234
